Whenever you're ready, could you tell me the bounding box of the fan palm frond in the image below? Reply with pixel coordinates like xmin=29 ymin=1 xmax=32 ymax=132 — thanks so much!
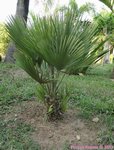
xmin=6 ymin=12 xmax=107 ymax=76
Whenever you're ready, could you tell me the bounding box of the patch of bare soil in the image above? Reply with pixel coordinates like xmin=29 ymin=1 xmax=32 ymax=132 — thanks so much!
xmin=4 ymin=101 xmax=103 ymax=150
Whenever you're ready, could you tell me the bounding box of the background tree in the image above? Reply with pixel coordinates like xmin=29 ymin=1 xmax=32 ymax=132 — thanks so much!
xmin=35 ymin=0 xmax=55 ymax=16
xmin=4 ymin=0 xmax=30 ymax=63
xmin=56 ymin=0 xmax=95 ymax=18
xmin=69 ymin=0 xmax=95 ymax=15
xmin=94 ymin=11 xmax=114 ymax=64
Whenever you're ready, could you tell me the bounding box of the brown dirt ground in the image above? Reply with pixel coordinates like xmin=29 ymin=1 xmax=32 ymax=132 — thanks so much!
xmin=4 ymin=101 xmax=104 ymax=150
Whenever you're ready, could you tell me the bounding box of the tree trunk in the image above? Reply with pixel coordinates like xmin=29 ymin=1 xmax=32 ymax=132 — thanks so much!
xmin=103 ymin=27 xmax=110 ymax=64
xmin=112 ymin=48 xmax=114 ymax=63
xmin=103 ymin=41 xmax=110 ymax=64
xmin=4 ymin=0 xmax=30 ymax=63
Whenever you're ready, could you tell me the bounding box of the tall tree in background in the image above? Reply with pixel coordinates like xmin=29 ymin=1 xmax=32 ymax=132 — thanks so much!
xmin=4 ymin=0 xmax=30 ymax=63
xmin=99 ymin=0 xmax=114 ymax=11
xmin=94 ymin=12 xmax=114 ymax=64
xmin=35 ymin=0 xmax=55 ymax=16
xmin=99 ymin=0 xmax=114 ymax=62
xmin=69 ymin=0 xmax=95 ymax=15
xmin=56 ymin=0 xmax=95 ymax=17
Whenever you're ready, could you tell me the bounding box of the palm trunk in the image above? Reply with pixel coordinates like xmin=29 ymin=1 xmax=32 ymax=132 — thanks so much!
xmin=4 ymin=0 xmax=29 ymax=63
xmin=45 ymin=95 xmax=63 ymax=121
xmin=44 ymin=67 xmax=63 ymax=121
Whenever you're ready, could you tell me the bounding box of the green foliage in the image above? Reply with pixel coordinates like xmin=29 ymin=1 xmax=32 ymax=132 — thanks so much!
xmin=59 ymin=84 xmax=70 ymax=112
xmin=94 ymin=11 xmax=114 ymax=64
xmin=0 ymin=23 xmax=9 ymax=55
xmin=94 ymin=12 xmax=114 ymax=34
xmin=6 ymin=12 xmax=107 ymax=119
xmin=65 ymin=0 xmax=95 ymax=16
xmin=6 ymin=13 xmax=107 ymax=75
xmin=36 ymin=84 xmax=46 ymax=102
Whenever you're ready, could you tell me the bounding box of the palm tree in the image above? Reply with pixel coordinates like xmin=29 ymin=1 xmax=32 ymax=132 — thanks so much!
xmin=4 ymin=0 xmax=30 ymax=63
xmin=6 ymin=11 xmax=107 ymax=120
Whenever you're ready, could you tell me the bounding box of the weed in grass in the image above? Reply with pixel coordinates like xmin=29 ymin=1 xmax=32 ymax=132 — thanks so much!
xmin=62 ymin=142 xmax=70 ymax=150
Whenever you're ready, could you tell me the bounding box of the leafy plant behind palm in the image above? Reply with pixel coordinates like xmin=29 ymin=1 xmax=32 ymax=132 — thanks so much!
xmin=6 ymin=12 xmax=107 ymax=120
xmin=56 ymin=0 xmax=95 ymax=19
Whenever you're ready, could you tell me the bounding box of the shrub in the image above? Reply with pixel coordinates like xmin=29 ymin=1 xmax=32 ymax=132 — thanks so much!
xmin=0 ymin=23 xmax=9 ymax=55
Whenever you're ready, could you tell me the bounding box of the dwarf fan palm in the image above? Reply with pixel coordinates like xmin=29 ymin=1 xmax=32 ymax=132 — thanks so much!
xmin=6 ymin=12 xmax=107 ymax=120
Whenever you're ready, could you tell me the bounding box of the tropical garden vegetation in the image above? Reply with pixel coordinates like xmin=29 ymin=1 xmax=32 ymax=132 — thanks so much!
xmin=0 ymin=0 xmax=114 ymax=149
xmin=0 ymin=23 xmax=9 ymax=56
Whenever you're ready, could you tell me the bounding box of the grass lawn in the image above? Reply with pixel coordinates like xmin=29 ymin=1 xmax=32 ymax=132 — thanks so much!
xmin=0 ymin=63 xmax=114 ymax=149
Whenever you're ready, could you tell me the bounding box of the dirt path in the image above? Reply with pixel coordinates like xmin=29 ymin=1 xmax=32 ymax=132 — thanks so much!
xmin=3 ymin=101 xmax=104 ymax=150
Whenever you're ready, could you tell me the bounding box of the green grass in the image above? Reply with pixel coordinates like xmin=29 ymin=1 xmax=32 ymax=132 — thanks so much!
xmin=65 ymin=64 xmax=114 ymax=145
xmin=0 ymin=63 xmax=40 ymax=149
xmin=0 ymin=119 xmax=40 ymax=150
xmin=65 ymin=64 xmax=114 ymax=116
xmin=0 ymin=63 xmax=37 ymax=114
xmin=0 ymin=63 xmax=114 ymax=147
